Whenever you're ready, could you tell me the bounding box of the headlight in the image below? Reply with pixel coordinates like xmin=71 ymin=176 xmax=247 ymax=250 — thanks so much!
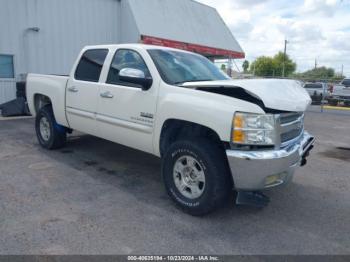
xmin=232 ymin=112 xmax=276 ymax=145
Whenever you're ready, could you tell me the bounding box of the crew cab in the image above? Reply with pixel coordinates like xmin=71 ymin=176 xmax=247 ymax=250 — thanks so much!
xmin=27 ymin=44 xmax=315 ymax=215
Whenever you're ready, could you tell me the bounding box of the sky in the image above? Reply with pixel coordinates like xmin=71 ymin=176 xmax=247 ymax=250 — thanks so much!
xmin=197 ymin=0 xmax=350 ymax=76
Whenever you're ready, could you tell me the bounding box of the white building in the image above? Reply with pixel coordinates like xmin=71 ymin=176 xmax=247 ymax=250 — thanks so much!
xmin=0 ymin=0 xmax=244 ymax=104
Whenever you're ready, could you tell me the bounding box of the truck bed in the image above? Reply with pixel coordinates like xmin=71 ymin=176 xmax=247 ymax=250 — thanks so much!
xmin=26 ymin=73 xmax=69 ymax=127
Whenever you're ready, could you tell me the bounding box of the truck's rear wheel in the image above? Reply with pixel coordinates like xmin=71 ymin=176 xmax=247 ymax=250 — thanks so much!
xmin=35 ymin=105 xmax=67 ymax=149
xmin=162 ymin=139 xmax=232 ymax=216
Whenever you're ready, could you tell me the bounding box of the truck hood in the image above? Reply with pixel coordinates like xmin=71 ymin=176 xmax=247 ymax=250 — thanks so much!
xmin=182 ymin=79 xmax=311 ymax=112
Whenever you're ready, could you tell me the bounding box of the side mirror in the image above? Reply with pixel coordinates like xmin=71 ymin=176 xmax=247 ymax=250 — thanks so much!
xmin=119 ymin=68 xmax=153 ymax=91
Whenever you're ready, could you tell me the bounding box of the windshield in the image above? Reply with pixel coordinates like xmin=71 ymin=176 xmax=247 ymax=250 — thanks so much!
xmin=148 ymin=49 xmax=230 ymax=85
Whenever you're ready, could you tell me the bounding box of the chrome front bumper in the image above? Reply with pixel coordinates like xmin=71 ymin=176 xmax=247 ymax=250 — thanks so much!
xmin=226 ymin=131 xmax=315 ymax=191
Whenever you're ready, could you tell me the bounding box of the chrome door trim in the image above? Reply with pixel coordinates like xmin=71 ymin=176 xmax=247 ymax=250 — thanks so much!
xmin=66 ymin=107 xmax=95 ymax=120
xmin=96 ymin=114 xmax=153 ymax=134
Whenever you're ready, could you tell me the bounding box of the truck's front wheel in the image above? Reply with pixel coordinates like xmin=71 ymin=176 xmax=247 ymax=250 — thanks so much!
xmin=162 ymin=139 xmax=232 ymax=216
xmin=35 ymin=105 xmax=67 ymax=150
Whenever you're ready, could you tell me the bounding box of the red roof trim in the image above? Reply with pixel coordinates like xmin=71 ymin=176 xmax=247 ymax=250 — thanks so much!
xmin=141 ymin=35 xmax=245 ymax=59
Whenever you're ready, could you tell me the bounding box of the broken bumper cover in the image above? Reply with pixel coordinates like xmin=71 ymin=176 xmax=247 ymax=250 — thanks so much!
xmin=226 ymin=131 xmax=315 ymax=191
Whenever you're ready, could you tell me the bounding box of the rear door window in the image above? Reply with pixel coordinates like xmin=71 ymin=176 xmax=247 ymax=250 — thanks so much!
xmin=75 ymin=49 xmax=108 ymax=82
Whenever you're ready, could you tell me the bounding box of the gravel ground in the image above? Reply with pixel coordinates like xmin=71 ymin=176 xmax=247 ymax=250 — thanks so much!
xmin=0 ymin=108 xmax=349 ymax=255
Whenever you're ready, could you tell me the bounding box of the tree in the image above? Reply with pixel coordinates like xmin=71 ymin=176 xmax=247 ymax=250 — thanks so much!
xmin=332 ymin=73 xmax=346 ymax=82
xmin=250 ymin=56 xmax=275 ymax=77
xmin=250 ymin=52 xmax=296 ymax=77
xmin=242 ymin=60 xmax=249 ymax=73
xmin=272 ymin=52 xmax=296 ymax=77
xmin=294 ymin=66 xmax=335 ymax=81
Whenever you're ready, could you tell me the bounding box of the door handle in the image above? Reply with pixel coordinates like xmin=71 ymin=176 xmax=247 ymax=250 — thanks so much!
xmin=68 ymin=86 xmax=78 ymax=93
xmin=100 ymin=91 xmax=114 ymax=99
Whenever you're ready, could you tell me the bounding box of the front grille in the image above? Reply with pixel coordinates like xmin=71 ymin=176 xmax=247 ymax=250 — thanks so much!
xmin=281 ymin=128 xmax=303 ymax=143
xmin=278 ymin=113 xmax=304 ymax=146
xmin=280 ymin=112 xmax=303 ymax=125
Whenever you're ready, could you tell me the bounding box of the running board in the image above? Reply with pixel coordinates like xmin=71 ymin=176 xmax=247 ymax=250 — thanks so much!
xmin=236 ymin=191 xmax=270 ymax=208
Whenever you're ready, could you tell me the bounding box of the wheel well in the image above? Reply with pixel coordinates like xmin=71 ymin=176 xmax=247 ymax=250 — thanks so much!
xmin=34 ymin=94 xmax=52 ymax=114
xmin=159 ymin=119 xmax=229 ymax=156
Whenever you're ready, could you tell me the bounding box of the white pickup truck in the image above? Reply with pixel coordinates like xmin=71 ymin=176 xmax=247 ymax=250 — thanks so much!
xmin=27 ymin=44 xmax=315 ymax=215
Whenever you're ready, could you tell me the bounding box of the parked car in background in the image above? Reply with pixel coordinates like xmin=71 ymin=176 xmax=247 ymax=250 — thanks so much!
xmin=328 ymin=78 xmax=350 ymax=106
xmin=303 ymin=82 xmax=329 ymax=105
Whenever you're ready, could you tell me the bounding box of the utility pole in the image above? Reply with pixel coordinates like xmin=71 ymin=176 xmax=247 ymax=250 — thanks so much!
xmin=341 ymin=64 xmax=344 ymax=76
xmin=228 ymin=57 xmax=232 ymax=78
xmin=282 ymin=39 xmax=288 ymax=78
xmin=315 ymin=59 xmax=318 ymax=69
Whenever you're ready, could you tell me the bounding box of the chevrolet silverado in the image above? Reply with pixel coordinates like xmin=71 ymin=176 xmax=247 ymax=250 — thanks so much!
xmin=27 ymin=44 xmax=315 ymax=215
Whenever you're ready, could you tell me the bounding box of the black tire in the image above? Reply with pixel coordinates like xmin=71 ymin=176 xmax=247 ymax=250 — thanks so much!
xmin=35 ymin=105 xmax=67 ymax=150
xmin=162 ymin=139 xmax=232 ymax=216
